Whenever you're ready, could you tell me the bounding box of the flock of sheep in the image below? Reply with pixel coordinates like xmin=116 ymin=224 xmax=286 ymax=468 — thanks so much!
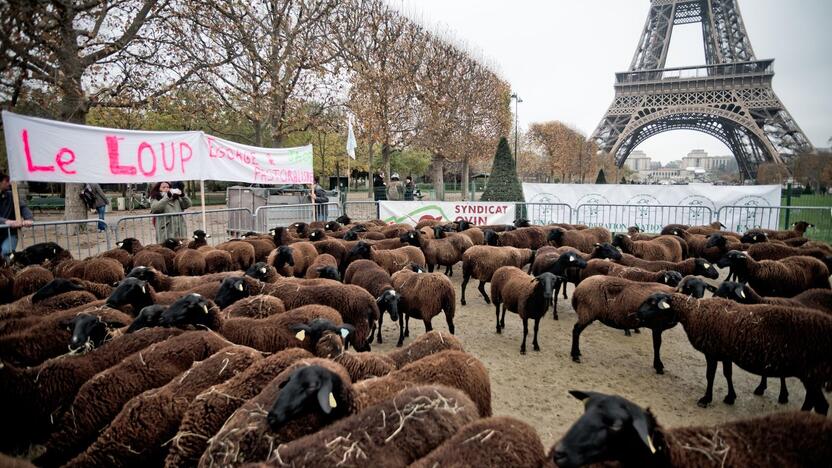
xmin=0 ymin=214 xmax=831 ymax=467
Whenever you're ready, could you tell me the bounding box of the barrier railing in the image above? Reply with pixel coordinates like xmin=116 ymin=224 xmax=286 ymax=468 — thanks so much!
xmin=115 ymin=208 xmax=253 ymax=246
xmin=253 ymin=202 xmax=342 ymax=233
xmin=342 ymin=201 xmax=379 ymax=221
xmin=717 ymin=205 xmax=832 ymax=242
xmin=575 ymin=204 xmax=715 ymax=233
xmin=517 ymin=202 xmax=573 ymax=225
xmin=1 ymin=219 xmax=112 ymax=260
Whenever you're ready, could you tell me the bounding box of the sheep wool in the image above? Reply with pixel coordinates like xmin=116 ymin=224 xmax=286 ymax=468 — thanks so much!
xmin=222 ymin=294 xmax=286 ymax=319
xmin=10 ymin=265 xmax=54 ymax=300
xmin=391 ymin=268 xmax=456 ymax=347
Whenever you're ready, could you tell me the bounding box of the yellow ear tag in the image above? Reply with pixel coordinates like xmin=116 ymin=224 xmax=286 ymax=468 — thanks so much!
xmin=329 ymin=392 xmax=337 ymax=408
xmin=647 ymin=435 xmax=657 ymax=454
xmin=295 ymin=330 xmax=306 ymax=341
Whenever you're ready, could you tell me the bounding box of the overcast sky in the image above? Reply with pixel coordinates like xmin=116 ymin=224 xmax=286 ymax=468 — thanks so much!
xmin=398 ymin=0 xmax=832 ymax=163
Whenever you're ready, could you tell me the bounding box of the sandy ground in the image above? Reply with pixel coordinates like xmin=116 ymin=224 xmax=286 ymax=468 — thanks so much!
xmin=368 ymin=264 xmax=814 ymax=450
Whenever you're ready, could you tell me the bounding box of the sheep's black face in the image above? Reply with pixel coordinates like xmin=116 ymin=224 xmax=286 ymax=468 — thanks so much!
xmin=484 ymin=230 xmax=499 ymax=246
xmin=792 ymin=221 xmax=813 ymax=232
xmin=713 ymin=281 xmax=750 ymax=303
xmin=127 ymin=305 xmax=167 ymax=333
xmin=275 ymin=246 xmax=295 ymax=268
xmin=636 ymin=293 xmax=674 ymax=325
xmin=551 ymin=391 xmax=657 ymax=468
xmin=716 ymin=250 xmax=745 ymax=269
xmin=117 ymin=238 xmax=142 ymax=253
xmin=292 ymin=222 xmax=308 ymax=236
xmin=192 ymin=229 xmax=209 ymax=240
xmin=308 ymin=229 xmax=325 ymax=242
xmin=399 ymin=230 xmax=420 ymax=247
xmin=611 ymin=234 xmax=630 ymax=248
xmin=215 ymin=277 xmax=250 ymax=309
xmin=246 ymin=262 xmax=271 ymax=281
xmin=160 ymin=294 xmax=212 ymax=327
xmin=457 ymin=220 xmax=472 ymax=231
xmin=740 ymin=231 xmax=765 ymax=244
xmin=106 ymin=278 xmax=151 ymax=309
xmin=377 ymin=289 xmax=400 ymax=322
xmin=335 ymin=215 xmax=351 ymax=225
xmin=324 ymin=221 xmax=340 ymax=231
xmin=548 ymin=229 xmax=564 ymax=244
xmin=676 ymin=277 xmax=714 ymax=299
xmin=126 ymin=266 xmax=156 ymax=282
xmin=628 ymin=226 xmax=641 ymax=234
xmin=292 ymin=318 xmax=353 ymax=349
xmin=535 ymin=272 xmax=558 ymax=301
xmin=163 ymin=238 xmax=183 ymax=250
xmin=316 ymin=266 xmax=341 ymax=281
xmin=32 ymin=278 xmax=84 ymax=303
xmin=404 ymin=262 xmax=425 ymax=273
xmin=592 ymin=243 xmax=622 ymax=261
xmin=349 ymin=241 xmax=372 ymax=260
xmin=68 ymin=314 xmax=123 ymax=351
xmin=343 ymin=230 xmax=358 ymax=241
xmin=705 ymin=234 xmax=727 ymax=249
xmin=504 ymin=225 xmax=516 ymax=232
xmin=514 ymin=218 xmax=530 ymax=228
xmin=15 ymin=242 xmax=63 ymax=266
xmin=268 ymin=365 xmax=344 ymax=430
xmin=559 ymin=252 xmax=588 ymax=270
xmin=660 ymin=271 xmax=683 ymax=287
xmin=693 ymin=259 xmax=719 ymax=279
xmin=432 ymin=226 xmax=448 ymax=239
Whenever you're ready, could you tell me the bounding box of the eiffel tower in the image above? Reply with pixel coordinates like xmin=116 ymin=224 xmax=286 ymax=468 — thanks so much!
xmin=591 ymin=0 xmax=814 ymax=178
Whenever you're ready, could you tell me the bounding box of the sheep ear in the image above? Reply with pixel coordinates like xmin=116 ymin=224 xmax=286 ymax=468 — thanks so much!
xmin=202 ymin=304 xmax=209 ymax=314
xmin=235 ymin=282 xmax=244 ymax=292
xmin=593 ymin=243 xmax=600 ymax=247
xmin=206 ymin=234 xmax=211 ymax=238
xmin=568 ymin=390 xmax=592 ymax=402
xmin=317 ymin=379 xmax=335 ymax=414
xmin=702 ymin=263 xmax=711 ymax=269
xmin=291 ymin=324 xmax=310 ymax=341
xmin=569 ymin=255 xmax=575 ymax=262
xmin=631 ymin=409 xmax=657 ymax=454
xmin=658 ymin=300 xmax=670 ymax=310
xmin=738 ymin=288 xmax=746 ymax=299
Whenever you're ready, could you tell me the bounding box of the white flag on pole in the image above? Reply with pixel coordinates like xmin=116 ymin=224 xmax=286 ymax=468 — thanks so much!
xmin=346 ymin=115 xmax=357 ymax=160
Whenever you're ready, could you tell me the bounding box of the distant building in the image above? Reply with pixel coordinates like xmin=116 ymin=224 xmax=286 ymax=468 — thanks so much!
xmin=681 ymin=149 xmax=736 ymax=171
xmin=624 ymin=150 xmax=651 ymax=171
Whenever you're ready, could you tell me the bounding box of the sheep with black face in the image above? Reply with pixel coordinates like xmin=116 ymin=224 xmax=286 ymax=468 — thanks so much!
xmin=490 ymin=268 xmax=560 ymax=354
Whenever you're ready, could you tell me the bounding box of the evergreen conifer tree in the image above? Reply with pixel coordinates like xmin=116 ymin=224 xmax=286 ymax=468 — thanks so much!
xmin=595 ymin=169 xmax=607 ymax=184
xmin=480 ymin=137 xmax=524 ymax=202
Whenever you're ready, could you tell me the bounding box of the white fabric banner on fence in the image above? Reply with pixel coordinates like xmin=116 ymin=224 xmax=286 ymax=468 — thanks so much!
xmin=522 ymin=183 xmax=781 ymax=232
xmin=2 ymin=111 xmax=313 ymax=184
xmin=379 ymin=201 xmax=516 ymax=227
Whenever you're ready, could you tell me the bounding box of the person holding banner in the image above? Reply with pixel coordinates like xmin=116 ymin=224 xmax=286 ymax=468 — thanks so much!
xmin=149 ymin=181 xmax=191 ymax=243
xmin=310 ymin=176 xmax=329 ymax=222
xmin=0 ymin=173 xmax=34 ymax=259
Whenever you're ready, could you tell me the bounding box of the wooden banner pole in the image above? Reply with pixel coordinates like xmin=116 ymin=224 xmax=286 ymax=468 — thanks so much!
xmin=200 ymin=180 xmax=207 ymax=233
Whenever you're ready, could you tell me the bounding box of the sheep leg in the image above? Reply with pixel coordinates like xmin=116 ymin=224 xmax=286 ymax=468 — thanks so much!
xmin=494 ymin=301 xmax=502 ymax=334
xmin=404 ymin=314 xmax=411 ymax=337
xmin=624 ymin=329 xmax=632 ymax=337
xmin=477 ymin=281 xmax=491 ymax=304
xmin=445 ymin=264 xmax=453 ymax=277
xmin=651 ymin=330 xmax=664 ymax=374
xmin=532 ymin=317 xmax=541 ymax=352
xmin=800 ymin=382 xmax=828 ymax=415
xmin=697 ymin=355 xmax=718 ymax=407
xmin=633 ymin=328 xmax=640 ymax=334
xmin=377 ymin=313 xmax=384 ymax=344
xmin=753 ymin=376 xmax=768 ymax=396
xmin=722 ymin=360 xmax=736 ymax=405
xmin=570 ymin=322 xmax=588 ymax=363
xmin=500 ymin=304 xmax=507 ymax=329
xmin=520 ymin=317 xmax=529 ymax=355
xmin=396 ymin=314 xmax=405 ymax=347
xmin=428 ymin=264 xmax=434 ymax=273
xmin=461 ymin=273 xmax=470 ymax=306
xmin=445 ymin=312 xmax=454 ymax=335
xmin=777 ymin=377 xmax=789 ymax=404
xmin=423 ymin=318 xmax=433 ymax=333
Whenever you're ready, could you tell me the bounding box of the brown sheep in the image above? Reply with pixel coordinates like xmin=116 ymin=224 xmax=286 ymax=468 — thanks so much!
xmin=164 ymin=348 xmax=313 ymax=468
xmin=412 ymin=416 xmax=549 ymax=468
xmin=485 ymin=226 xmax=548 ymax=249
xmin=552 ymin=390 xmax=832 ymax=468
xmin=401 ymin=230 xmax=472 ymax=276
xmin=173 ymin=247 xmax=206 ymax=276
xmin=385 ymin=330 xmax=465 ymax=369
xmin=10 ymin=265 xmax=54 ymax=300
xmin=617 ymin=254 xmax=720 ymax=279
xmin=36 ymin=331 xmax=232 ymax=467
xmin=490 ymin=268 xmax=559 ymax=354
xmin=66 ymin=256 xmax=125 ymax=284
xmin=203 ymin=248 xmax=234 ymax=273
xmin=347 ymin=240 xmax=426 ymax=275
xmin=240 ymin=236 xmax=277 ymax=262
xmin=143 ymin=243 xmax=178 ymax=272
xmin=391 ymin=267 xmax=455 ymax=347
xmin=461 ymin=245 xmax=535 ymax=305
xmin=746 ymin=241 xmax=831 ymax=262
xmin=258 ymin=385 xmax=480 ymax=467
xmin=612 ymin=233 xmax=684 ymax=262
xmin=65 ymin=345 xmax=261 ymax=468
xmin=715 ymin=281 xmax=832 ymax=315
xmin=637 ymin=292 xmax=832 ymax=413
xmin=305 ymin=253 xmax=339 ymax=279
xmin=216 ymin=240 xmax=256 ymax=270
xmin=343 ymin=259 xmax=401 ymax=344
xmin=222 ymin=294 xmax=286 ymax=319
xmin=98 ymin=247 xmax=132 ymax=271
xmin=717 ymin=250 xmax=830 ymax=297
xmin=312 ymin=238 xmax=349 ymax=267
xmin=548 ymin=227 xmax=612 ymax=253
xmin=755 ymin=220 xmax=814 ymax=240
xmin=132 ymin=248 xmax=168 ymax=273
xmin=0 ymin=328 xmax=182 ymax=447
xmin=187 ymin=229 xmax=210 ymax=249
xmin=579 ymin=259 xmax=683 ymax=287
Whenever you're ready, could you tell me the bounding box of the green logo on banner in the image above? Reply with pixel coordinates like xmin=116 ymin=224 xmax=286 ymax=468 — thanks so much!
xmin=383 ymin=205 xmax=450 ymax=224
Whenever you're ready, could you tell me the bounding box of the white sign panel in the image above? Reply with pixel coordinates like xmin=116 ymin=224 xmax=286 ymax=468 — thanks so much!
xmin=379 ymin=201 xmax=516 ymax=227
xmin=2 ymin=111 xmax=313 ymax=184
xmin=522 ymin=183 xmax=781 ymax=232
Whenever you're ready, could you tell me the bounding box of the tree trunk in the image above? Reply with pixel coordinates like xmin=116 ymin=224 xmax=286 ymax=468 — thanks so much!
xmin=60 ymin=79 xmax=90 ymax=225
xmin=462 ymin=157 xmax=470 ymax=201
xmin=432 ymin=154 xmax=445 ymax=201
xmin=253 ymin=120 xmax=263 ymax=147
xmin=367 ymin=141 xmax=374 ymax=199
xmin=382 ymin=143 xmax=392 ymax=181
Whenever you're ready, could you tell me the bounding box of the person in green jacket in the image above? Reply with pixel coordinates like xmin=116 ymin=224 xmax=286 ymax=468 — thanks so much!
xmin=149 ymin=181 xmax=192 ymax=243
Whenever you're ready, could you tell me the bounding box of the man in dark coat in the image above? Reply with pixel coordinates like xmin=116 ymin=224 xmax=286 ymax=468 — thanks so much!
xmin=0 ymin=173 xmax=34 ymax=260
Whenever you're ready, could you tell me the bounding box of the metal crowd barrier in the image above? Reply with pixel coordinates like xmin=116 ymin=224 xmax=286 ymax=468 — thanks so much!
xmin=1 ymin=219 xmax=112 ymax=260
xmin=517 ymin=202 xmax=573 ymax=225
xmin=717 ymin=205 xmax=832 ymax=242
xmin=253 ymin=202 xmax=342 ymax=233
xmin=575 ymin=204 xmax=715 ymax=233
xmin=114 ymin=208 xmax=253 ymax=246
xmin=342 ymin=201 xmax=380 ymax=221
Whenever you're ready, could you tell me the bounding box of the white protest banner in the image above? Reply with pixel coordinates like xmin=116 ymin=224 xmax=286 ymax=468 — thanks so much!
xmin=379 ymin=201 xmax=515 ymax=226
xmin=522 ymin=183 xmax=781 ymax=232
xmin=2 ymin=111 xmax=313 ymax=184
xmin=202 ymin=135 xmax=313 ymax=184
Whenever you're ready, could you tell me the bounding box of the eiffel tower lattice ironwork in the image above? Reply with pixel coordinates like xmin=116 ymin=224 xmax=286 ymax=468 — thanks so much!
xmin=591 ymin=0 xmax=814 ymax=178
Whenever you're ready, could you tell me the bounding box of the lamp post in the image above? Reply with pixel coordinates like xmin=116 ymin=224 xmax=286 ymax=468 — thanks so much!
xmin=510 ymin=93 xmax=522 ymax=166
